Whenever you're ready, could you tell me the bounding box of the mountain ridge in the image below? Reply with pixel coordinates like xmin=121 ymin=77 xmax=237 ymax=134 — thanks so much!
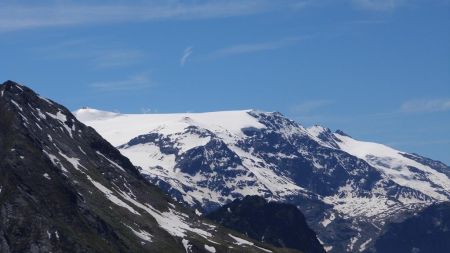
xmin=75 ymin=106 xmax=450 ymax=252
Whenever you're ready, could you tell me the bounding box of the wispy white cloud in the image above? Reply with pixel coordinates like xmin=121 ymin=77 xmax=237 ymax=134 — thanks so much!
xmin=351 ymin=0 xmax=407 ymax=11
xmin=90 ymin=73 xmax=153 ymax=92
xmin=92 ymin=50 xmax=144 ymax=69
xmin=180 ymin=47 xmax=193 ymax=66
xmin=0 ymin=0 xmax=424 ymax=33
xmin=0 ymin=1 xmax=279 ymax=32
xmin=400 ymin=99 xmax=450 ymax=113
xmin=291 ymin=99 xmax=334 ymax=114
xmin=206 ymin=37 xmax=304 ymax=59
xmin=34 ymin=38 xmax=144 ymax=69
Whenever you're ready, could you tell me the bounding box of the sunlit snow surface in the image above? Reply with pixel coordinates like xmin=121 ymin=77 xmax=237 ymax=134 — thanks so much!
xmin=334 ymin=133 xmax=450 ymax=201
xmin=75 ymin=108 xmax=304 ymax=206
xmin=74 ymin=108 xmax=264 ymax=147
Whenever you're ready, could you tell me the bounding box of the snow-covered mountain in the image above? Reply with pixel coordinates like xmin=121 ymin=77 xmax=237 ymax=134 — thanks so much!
xmin=75 ymin=107 xmax=450 ymax=253
xmin=0 ymin=81 xmax=294 ymax=253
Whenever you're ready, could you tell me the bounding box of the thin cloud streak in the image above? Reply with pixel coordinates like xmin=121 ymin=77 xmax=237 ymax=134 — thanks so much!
xmin=0 ymin=0 xmax=424 ymax=33
xmin=180 ymin=47 xmax=193 ymax=66
xmin=93 ymin=50 xmax=144 ymax=69
xmin=206 ymin=37 xmax=304 ymax=59
xmin=34 ymin=39 xmax=144 ymax=69
xmin=0 ymin=1 xmax=275 ymax=32
xmin=90 ymin=73 xmax=153 ymax=92
xmin=291 ymin=99 xmax=334 ymax=114
xmin=351 ymin=0 xmax=407 ymax=11
xmin=400 ymin=99 xmax=450 ymax=113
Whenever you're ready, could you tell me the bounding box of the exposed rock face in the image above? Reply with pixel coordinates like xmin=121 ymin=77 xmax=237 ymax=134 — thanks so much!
xmin=206 ymin=195 xmax=326 ymax=253
xmin=0 ymin=81 xmax=294 ymax=253
xmin=373 ymin=202 xmax=450 ymax=253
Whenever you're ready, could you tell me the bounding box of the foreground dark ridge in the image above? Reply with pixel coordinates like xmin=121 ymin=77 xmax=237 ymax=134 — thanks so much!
xmin=206 ymin=196 xmax=326 ymax=253
xmin=374 ymin=202 xmax=450 ymax=253
xmin=0 ymin=80 xmax=300 ymax=253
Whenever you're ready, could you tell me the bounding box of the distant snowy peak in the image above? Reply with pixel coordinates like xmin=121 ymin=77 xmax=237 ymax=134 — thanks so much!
xmin=306 ymin=125 xmax=340 ymax=148
xmin=76 ymin=107 xmax=450 ymax=253
xmin=333 ymin=132 xmax=450 ymax=201
xmin=75 ymin=108 xmax=313 ymax=204
xmin=307 ymin=124 xmax=450 ymax=202
xmin=73 ymin=107 xmax=121 ymax=122
xmin=75 ymin=107 xmax=450 ymax=197
xmin=75 ymin=108 xmax=450 ymax=205
xmin=74 ymin=108 xmax=265 ymax=147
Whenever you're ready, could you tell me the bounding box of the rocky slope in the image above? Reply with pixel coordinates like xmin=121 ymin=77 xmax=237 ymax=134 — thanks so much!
xmin=0 ymin=80 xmax=296 ymax=253
xmin=75 ymin=102 xmax=450 ymax=252
xmin=206 ymin=196 xmax=326 ymax=253
xmin=373 ymin=201 xmax=450 ymax=253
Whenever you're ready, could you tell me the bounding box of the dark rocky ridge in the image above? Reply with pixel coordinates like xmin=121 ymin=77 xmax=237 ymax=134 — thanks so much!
xmin=373 ymin=202 xmax=450 ymax=253
xmin=206 ymin=196 xmax=326 ymax=253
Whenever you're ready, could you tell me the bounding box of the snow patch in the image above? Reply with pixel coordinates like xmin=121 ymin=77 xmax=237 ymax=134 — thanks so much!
xmin=228 ymin=234 xmax=272 ymax=252
xmin=321 ymin=213 xmax=335 ymax=227
xmin=38 ymin=95 xmax=53 ymax=105
xmin=43 ymin=150 xmax=69 ymax=173
xmin=359 ymin=238 xmax=372 ymax=252
xmin=10 ymin=99 xmax=23 ymax=111
xmin=204 ymin=244 xmax=216 ymax=253
xmin=96 ymin=151 xmax=126 ymax=172
xmin=46 ymin=111 xmax=74 ymax=138
xmin=182 ymin=239 xmax=192 ymax=253
xmin=86 ymin=175 xmax=141 ymax=216
xmin=117 ymin=190 xmax=212 ymax=238
xmin=58 ymin=152 xmax=86 ymax=171
xmin=324 ymin=245 xmax=333 ymax=252
xmin=124 ymin=224 xmax=153 ymax=243
xmin=228 ymin=234 xmax=253 ymax=246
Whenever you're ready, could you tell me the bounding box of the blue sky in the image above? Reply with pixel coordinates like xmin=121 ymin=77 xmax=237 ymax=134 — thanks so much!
xmin=1 ymin=0 xmax=449 ymax=163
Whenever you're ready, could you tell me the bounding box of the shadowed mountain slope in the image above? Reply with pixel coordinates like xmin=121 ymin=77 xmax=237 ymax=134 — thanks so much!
xmin=206 ymin=196 xmax=326 ymax=253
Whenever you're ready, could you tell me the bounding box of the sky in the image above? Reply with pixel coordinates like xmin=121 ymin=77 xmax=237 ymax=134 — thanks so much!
xmin=0 ymin=0 xmax=449 ymax=164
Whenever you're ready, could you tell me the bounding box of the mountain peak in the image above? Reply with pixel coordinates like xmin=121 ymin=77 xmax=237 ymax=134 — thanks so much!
xmin=0 ymin=80 xmax=55 ymax=111
xmin=1 ymin=80 xmax=27 ymax=96
xmin=308 ymin=125 xmax=332 ymax=135
xmin=1 ymin=79 xmax=22 ymax=87
xmin=73 ymin=107 xmax=121 ymax=122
